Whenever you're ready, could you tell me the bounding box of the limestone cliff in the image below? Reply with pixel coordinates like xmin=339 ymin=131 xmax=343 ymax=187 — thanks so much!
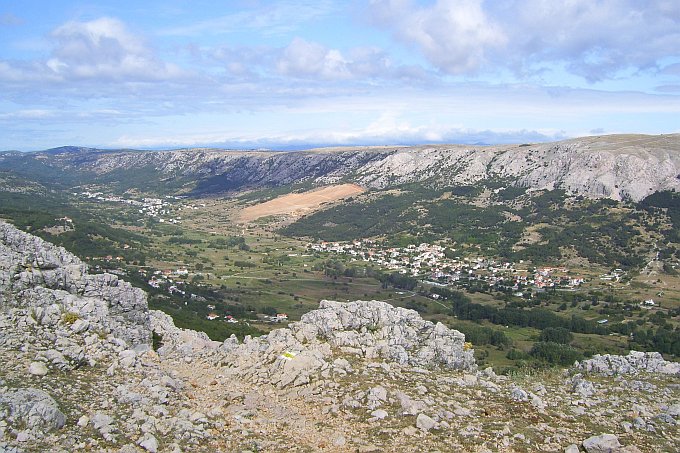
xmin=2 ymin=134 xmax=679 ymax=201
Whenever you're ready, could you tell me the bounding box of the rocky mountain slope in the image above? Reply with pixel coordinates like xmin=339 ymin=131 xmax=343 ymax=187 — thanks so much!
xmin=1 ymin=134 xmax=679 ymax=201
xmin=1 ymin=220 xmax=679 ymax=452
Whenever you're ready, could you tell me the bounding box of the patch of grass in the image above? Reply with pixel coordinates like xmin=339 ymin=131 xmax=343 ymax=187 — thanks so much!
xmin=62 ymin=311 xmax=81 ymax=324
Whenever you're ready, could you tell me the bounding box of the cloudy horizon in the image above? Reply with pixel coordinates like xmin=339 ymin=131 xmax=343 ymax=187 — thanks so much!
xmin=1 ymin=0 xmax=679 ymax=151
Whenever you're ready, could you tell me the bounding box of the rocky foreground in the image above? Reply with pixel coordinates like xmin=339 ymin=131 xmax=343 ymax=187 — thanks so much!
xmin=1 ymin=220 xmax=679 ymax=452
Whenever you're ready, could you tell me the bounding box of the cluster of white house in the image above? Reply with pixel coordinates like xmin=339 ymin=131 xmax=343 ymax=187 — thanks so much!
xmin=78 ymin=191 xmax=184 ymax=224
xmin=599 ymin=268 xmax=626 ymax=282
xmin=145 ymin=268 xmax=191 ymax=295
xmin=311 ymin=240 xmax=585 ymax=292
xmin=206 ymin=308 xmax=288 ymax=323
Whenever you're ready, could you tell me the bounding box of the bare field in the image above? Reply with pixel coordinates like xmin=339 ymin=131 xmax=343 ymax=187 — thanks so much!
xmin=238 ymin=184 xmax=365 ymax=222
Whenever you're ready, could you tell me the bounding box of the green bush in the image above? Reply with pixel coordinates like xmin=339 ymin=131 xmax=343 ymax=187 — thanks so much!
xmin=539 ymin=327 xmax=574 ymax=344
xmin=152 ymin=331 xmax=164 ymax=351
xmin=506 ymin=349 xmax=529 ymax=360
xmin=451 ymin=323 xmax=512 ymax=348
xmin=530 ymin=341 xmax=582 ymax=366
xmin=262 ymin=306 xmax=278 ymax=316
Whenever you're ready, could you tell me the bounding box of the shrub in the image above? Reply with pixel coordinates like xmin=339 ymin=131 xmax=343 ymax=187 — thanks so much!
xmin=262 ymin=306 xmax=277 ymax=316
xmin=539 ymin=327 xmax=574 ymax=344
xmin=62 ymin=311 xmax=81 ymax=324
xmin=152 ymin=331 xmax=164 ymax=351
xmin=506 ymin=349 xmax=529 ymax=360
xmin=529 ymin=341 xmax=582 ymax=366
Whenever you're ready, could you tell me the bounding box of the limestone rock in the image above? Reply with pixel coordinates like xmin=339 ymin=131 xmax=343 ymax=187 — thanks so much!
xmin=570 ymin=374 xmax=596 ymax=398
xmin=138 ymin=433 xmax=159 ymax=453
xmin=8 ymin=135 xmax=680 ymax=202
xmin=582 ymin=434 xmax=621 ymax=453
xmin=394 ymin=391 xmax=428 ymax=416
xmin=150 ymin=310 xmax=220 ymax=358
xmin=291 ymin=300 xmax=475 ymax=370
xmin=28 ymin=362 xmax=48 ymax=376
xmin=510 ymin=386 xmax=529 ymax=402
xmin=575 ymin=351 xmax=680 ymax=376
xmin=415 ymin=413 xmax=437 ymax=432
xmin=370 ymin=409 xmax=388 ymax=420
xmin=0 ymin=221 xmax=151 ymax=347
xmin=0 ymin=221 xmax=677 ymax=452
xmin=0 ymin=388 xmax=66 ymax=436
xmin=91 ymin=412 xmax=114 ymax=431
xmin=667 ymin=403 xmax=680 ymax=417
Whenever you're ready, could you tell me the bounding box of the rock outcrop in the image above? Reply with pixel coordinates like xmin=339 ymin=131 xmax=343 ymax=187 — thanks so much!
xmin=149 ymin=310 xmax=220 ymax=358
xmin=190 ymin=299 xmax=476 ymax=390
xmin=0 ymin=221 xmax=150 ymax=347
xmin=575 ymin=351 xmax=680 ymax=376
xmin=293 ymin=300 xmax=474 ymax=369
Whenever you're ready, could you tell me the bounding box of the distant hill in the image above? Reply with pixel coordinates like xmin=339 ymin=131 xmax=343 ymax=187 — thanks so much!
xmin=0 ymin=134 xmax=679 ymax=200
xmin=43 ymin=146 xmax=101 ymax=155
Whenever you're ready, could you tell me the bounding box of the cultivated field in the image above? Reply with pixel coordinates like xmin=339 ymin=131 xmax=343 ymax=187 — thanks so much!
xmin=238 ymin=184 xmax=365 ymax=222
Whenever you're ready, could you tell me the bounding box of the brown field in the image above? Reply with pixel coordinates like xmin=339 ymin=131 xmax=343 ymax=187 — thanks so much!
xmin=238 ymin=184 xmax=365 ymax=222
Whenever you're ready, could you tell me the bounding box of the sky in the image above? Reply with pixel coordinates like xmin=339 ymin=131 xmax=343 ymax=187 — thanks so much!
xmin=1 ymin=0 xmax=679 ymax=151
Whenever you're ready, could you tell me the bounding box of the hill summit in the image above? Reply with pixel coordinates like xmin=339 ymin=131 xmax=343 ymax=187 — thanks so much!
xmin=0 ymin=220 xmax=679 ymax=452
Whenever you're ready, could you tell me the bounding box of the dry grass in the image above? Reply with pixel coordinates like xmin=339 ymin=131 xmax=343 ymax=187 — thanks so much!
xmin=238 ymin=184 xmax=365 ymax=222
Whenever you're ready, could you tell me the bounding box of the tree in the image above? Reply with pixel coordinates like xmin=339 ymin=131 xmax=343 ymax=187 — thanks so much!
xmin=262 ymin=306 xmax=277 ymax=316
xmin=539 ymin=327 xmax=574 ymax=344
xmin=530 ymin=342 xmax=582 ymax=366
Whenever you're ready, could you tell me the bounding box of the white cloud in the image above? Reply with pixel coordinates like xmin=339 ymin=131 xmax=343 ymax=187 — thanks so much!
xmin=277 ymin=38 xmax=352 ymax=79
xmin=0 ymin=109 xmax=54 ymax=120
xmin=48 ymin=17 xmax=183 ymax=81
xmin=656 ymin=85 xmax=680 ymax=93
xmin=370 ymin=0 xmax=506 ymax=74
xmin=0 ymin=17 xmax=188 ymax=90
xmin=658 ymin=0 xmax=680 ymax=20
xmin=112 ymin=119 xmax=566 ymax=149
xmin=346 ymin=47 xmax=394 ymax=78
xmin=0 ymin=61 xmax=24 ymax=81
xmin=1 ymin=4 xmax=678 ymax=151
xmin=370 ymin=0 xmax=680 ymax=81
xmin=275 ymin=38 xmax=423 ymax=81
xmin=199 ymin=39 xmax=396 ymax=83
xmin=661 ymin=63 xmax=680 ymax=76
xmin=0 ymin=107 xmax=127 ymax=124
xmin=508 ymin=0 xmax=680 ymax=81
xmin=209 ymin=45 xmax=274 ymax=78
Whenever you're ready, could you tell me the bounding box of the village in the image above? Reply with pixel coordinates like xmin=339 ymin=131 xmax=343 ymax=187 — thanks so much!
xmin=77 ymin=191 xmax=207 ymax=224
xmin=140 ymin=267 xmax=290 ymax=325
xmin=310 ymin=240 xmax=586 ymax=295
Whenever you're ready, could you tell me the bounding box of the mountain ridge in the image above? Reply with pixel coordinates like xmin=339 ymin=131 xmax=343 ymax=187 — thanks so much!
xmin=1 ymin=133 xmax=679 ymax=200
